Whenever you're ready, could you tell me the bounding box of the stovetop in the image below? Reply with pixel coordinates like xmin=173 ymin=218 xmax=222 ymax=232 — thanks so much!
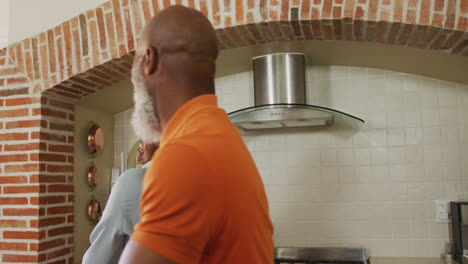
xmin=274 ymin=247 xmax=370 ymax=264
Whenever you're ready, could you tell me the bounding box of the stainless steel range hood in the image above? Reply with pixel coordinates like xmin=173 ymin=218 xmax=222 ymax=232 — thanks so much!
xmin=227 ymin=53 xmax=364 ymax=131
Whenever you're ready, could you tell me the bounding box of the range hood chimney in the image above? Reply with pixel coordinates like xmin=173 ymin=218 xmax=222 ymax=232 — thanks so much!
xmin=228 ymin=53 xmax=364 ymax=131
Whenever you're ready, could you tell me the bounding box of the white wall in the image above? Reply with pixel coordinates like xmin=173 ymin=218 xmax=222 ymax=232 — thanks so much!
xmin=8 ymin=0 xmax=108 ymax=44
xmin=0 ymin=0 xmax=9 ymax=48
xmin=115 ymin=66 xmax=468 ymax=258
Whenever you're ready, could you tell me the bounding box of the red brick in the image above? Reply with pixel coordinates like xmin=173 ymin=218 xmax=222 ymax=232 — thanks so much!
xmin=68 ymin=136 xmax=74 ymax=143
xmin=47 ymin=247 xmax=72 ymax=260
xmin=434 ymin=0 xmax=444 ymax=11
xmin=0 ymin=87 xmax=29 ymax=97
xmin=2 ymin=254 xmax=38 ymax=263
xmin=281 ymin=0 xmax=290 ymax=20
xmin=3 ymin=185 xmax=42 ymax=194
xmin=394 ymin=0 xmax=403 ymax=22
xmin=235 ymin=0 xmax=244 ymax=23
xmin=131 ymin=0 xmax=144 ymax=36
xmin=48 ymin=226 xmax=73 ymax=237
xmin=39 ymin=44 xmax=50 ymax=88
xmin=48 ymin=184 xmax=74 ymax=193
xmin=30 ymin=196 xmax=66 ymax=205
xmin=7 ymin=76 xmax=29 ymax=85
xmin=0 ymin=176 xmax=28 ymax=184
xmin=432 ymin=13 xmax=444 ymax=27
xmin=260 ymin=0 xmax=267 ymax=20
xmin=0 ymin=108 xmax=29 ymax=118
xmin=124 ymin=8 xmax=135 ymax=52
xmin=3 ymin=208 xmax=39 ymax=216
xmin=0 ymin=197 xmax=28 ymax=205
xmin=344 ymin=0 xmax=356 ymax=17
xmin=0 ymin=242 xmax=27 ymax=251
xmin=445 ymin=0 xmax=456 ymax=28
xmin=368 ymin=0 xmax=379 ymax=20
xmin=47 ymin=29 xmax=56 ymax=73
xmin=4 ymin=164 xmax=43 ymax=173
xmin=105 ymin=14 xmax=119 ymax=60
xmin=0 ymin=154 xmax=28 ymax=163
xmin=141 ymin=0 xmax=152 ymax=22
xmin=48 ymin=144 xmax=73 ymax=153
xmin=15 ymin=44 xmax=25 ymax=73
xmin=38 ymin=239 xmax=66 ymax=251
xmin=462 ymin=0 xmax=468 ymax=13
xmin=0 ymin=220 xmax=27 ymax=228
xmin=71 ymin=29 xmax=82 ymax=73
xmin=89 ymin=20 xmax=100 ymax=67
xmin=31 ymin=131 xmax=67 ymax=142
xmin=355 ymin=6 xmax=365 ymax=19
xmin=67 ymin=155 xmax=74 ymax=163
xmin=419 ymin=0 xmax=431 ymax=25
xmin=333 ymin=6 xmax=342 ymax=19
xmin=5 ymin=97 xmax=40 ymax=106
xmin=29 ymin=174 xmax=66 ymax=184
xmin=406 ymin=9 xmax=417 ymax=24
xmin=56 ymin=37 xmax=65 ymax=81
xmin=47 ymin=206 xmax=73 ymax=215
xmin=68 ymin=195 xmax=74 ymax=202
xmin=67 ymin=215 xmax=74 ymax=223
xmin=32 ymin=108 xmax=67 ymax=119
xmin=24 ymin=51 xmax=33 ymax=80
xmin=47 ymin=165 xmax=73 ymax=173
xmin=62 ymin=21 xmax=73 ymax=78
xmin=31 ymin=37 xmax=41 ymax=79
xmin=4 ymin=143 xmax=46 ymax=152
xmin=311 ymin=7 xmax=320 ymax=19
xmin=0 ymin=132 xmax=29 ymax=141
xmin=6 ymin=120 xmax=43 ymax=129
xmin=49 ymin=122 xmax=74 ymax=132
xmin=458 ymin=17 xmax=468 ymax=31
xmin=4 ymin=231 xmax=40 ymax=240
xmin=408 ymin=0 xmax=419 ymax=8
xmin=151 ymin=0 xmax=163 ymax=14
xmin=30 ymin=153 xmax=67 ymax=162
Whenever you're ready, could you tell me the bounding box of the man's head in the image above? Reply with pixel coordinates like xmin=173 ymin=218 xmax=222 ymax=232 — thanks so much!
xmin=136 ymin=141 xmax=159 ymax=165
xmin=131 ymin=5 xmax=218 ymax=139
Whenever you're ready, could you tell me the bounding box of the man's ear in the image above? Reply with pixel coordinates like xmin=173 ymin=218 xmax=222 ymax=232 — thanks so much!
xmin=143 ymin=47 xmax=158 ymax=76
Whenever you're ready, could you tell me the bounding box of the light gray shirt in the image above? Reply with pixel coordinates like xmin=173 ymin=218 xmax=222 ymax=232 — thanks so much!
xmin=82 ymin=162 xmax=150 ymax=264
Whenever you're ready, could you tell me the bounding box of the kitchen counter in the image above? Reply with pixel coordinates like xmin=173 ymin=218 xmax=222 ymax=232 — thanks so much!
xmin=371 ymin=257 xmax=456 ymax=264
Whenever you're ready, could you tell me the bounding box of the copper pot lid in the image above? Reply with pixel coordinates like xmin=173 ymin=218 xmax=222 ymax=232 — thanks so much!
xmin=87 ymin=199 xmax=102 ymax=223
xmin=88 ymin=124 xmax=104 ymax=156
xmin=87 ymin=163 xmax=99 ymax=190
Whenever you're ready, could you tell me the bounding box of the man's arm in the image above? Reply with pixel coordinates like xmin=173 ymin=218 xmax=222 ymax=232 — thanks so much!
xmin=119 ymin=240 xmax=175 ymax=264
xmin=121 ymin=144 xmax=223 ymax=264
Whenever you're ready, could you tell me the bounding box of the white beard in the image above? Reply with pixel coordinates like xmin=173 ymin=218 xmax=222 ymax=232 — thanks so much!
xmin=131 ymin=59 xmax=161 ymax=144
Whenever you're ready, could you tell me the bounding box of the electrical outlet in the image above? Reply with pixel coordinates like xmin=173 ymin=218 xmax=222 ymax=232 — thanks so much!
xmin=436 ymin=200 xmax=451 ymax=223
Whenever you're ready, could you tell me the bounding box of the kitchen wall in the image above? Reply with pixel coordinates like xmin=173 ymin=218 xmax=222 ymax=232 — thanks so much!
xmin=74 ymin=105 xmax=114 ymax=264
xmin=115 ymin=65 xmax=468 ymax=257
xmin=7 ymin=0 xmax=108 ymax=44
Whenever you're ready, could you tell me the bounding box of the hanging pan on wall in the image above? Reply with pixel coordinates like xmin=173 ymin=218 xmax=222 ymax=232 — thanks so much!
xmin=87 ymin=199 xmax=102 ymax=224
xmin=87 ymin=162 xmax=99 ymax=191
xmin=88 ymin=123 xmax=104 ymax=157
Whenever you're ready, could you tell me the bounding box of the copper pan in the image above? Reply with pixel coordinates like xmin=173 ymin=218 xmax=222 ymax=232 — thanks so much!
xmin=88 ymin=124 xmax=104 ymax=156
xmin=87 ymin=163 xmax=99 ymax=190
xmin=87 ymin=199 xmax=102 ymax=223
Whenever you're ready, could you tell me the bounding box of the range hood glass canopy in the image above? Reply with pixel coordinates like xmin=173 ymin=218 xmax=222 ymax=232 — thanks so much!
xmin=227 ymin=53 xmax=364 ymax=131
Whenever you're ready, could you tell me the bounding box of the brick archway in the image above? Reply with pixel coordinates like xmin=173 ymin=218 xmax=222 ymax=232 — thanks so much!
xmin=1 ymin=0 xmax=467 ymax=263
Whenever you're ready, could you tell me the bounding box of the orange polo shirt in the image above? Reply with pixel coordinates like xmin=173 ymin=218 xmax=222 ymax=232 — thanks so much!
xmin=131 ymin=94 xmax=274 ymax=264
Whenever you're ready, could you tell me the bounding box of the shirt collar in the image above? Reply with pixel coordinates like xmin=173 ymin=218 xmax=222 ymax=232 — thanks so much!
xmin=160 ymin=94 xmax=218 ymax=147
xmin=142 ymin=161 xmax=151 ymax=168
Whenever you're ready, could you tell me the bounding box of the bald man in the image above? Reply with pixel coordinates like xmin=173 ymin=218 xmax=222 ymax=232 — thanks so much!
xmin=119 ymin=6 xmax=274 ymax=264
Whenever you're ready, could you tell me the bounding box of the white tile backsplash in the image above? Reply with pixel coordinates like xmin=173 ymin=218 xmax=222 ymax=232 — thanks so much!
xmin=114 ymin=66 xmax=468 ymax=257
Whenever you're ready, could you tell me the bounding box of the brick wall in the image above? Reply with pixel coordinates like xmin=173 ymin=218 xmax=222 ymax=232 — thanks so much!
xmin=1 ymin=0 xmax=468 ymax=263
